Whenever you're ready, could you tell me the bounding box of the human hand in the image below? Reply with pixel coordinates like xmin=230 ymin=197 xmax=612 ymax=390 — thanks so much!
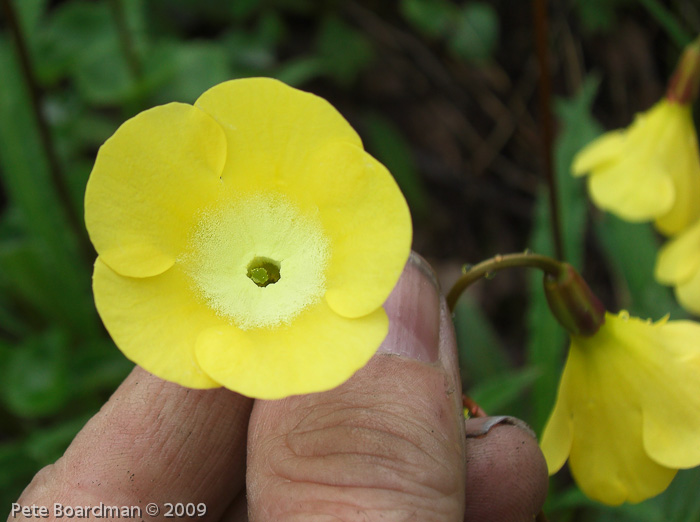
xmin=12 ymin=254 xmax=548 ymax=521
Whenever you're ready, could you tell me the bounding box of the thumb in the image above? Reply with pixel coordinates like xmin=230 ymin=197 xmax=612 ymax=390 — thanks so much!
xmin=246 ymin=252 xmax=466 ymax=520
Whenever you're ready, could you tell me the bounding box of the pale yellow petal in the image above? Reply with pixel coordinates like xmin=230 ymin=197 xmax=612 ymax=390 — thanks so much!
xmin=195 ymin=301 xmax=388 ymax=399
xmin=571 ymin=131 xmax=625 ymax=177
xmin=300 ymin=142 xmax=412 ymax=318
xmin=85 ymin=103 xmax=226 ymax=278
xmin=654 ymin=109 xmax=700 ymax=235
xmin=588 ymin=161 xmax=674 ymax=221
xmin=194 ymin=78 xmax=362 ymax=195
xmin=560 ymin=314 xmax=678 ymax=505
xmin=539 ymin=353 xmax=574 ymax=475
xmin=638 ymin=320 xmax=700 ymax=468
xmin=655 ymin=218 xmax=700 ymax=285
xmin=674 ymin=265 xmax=700 ymax=316
xmin=93 ymin=258 xmax=221 ymax=388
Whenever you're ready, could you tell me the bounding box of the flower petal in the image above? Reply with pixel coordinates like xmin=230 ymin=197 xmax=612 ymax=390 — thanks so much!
xmin=93 ymin=258 xmax=221 ymax=389
xmin=571 ymin=131 xmax=625 ymax=177
xmin=655 ymin=218 xmax=700 ymax=285
xmin=587 ymin=161 xmax=674 ymax=221
xmin=653 ymin=110 xmax=700 ymax=235
xmin=194 ymin=78 xmax=362 ymax=194
xmin=304 ymin=142 xmax=412 ymax=318
xmin=640 ymin=320 xmax=700 ymax=468
xmin=540 ymin=354 xmax=574 ymax=475
xmin=85 ymin=103 xmax=226 ymax=278
xmin=674 ymin=267 xmax=700 ymax=316
xmin=195 ymin=302 xmax=388 ymax=399
xmin=564 ymin=326 xmax=677 ymax=505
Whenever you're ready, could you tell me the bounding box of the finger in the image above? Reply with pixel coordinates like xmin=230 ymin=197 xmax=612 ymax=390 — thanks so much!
xmin=463 ymin=416 xmax=549 ymax=522
xmin=246 ymin=253 xmax=467 ymax=520
xmin=15 ymin=367 xmax=252 ymax=521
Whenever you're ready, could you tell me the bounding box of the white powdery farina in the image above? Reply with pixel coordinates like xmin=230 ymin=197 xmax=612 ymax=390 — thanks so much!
xmin=181 ymin=194 xmax=330 ymax=330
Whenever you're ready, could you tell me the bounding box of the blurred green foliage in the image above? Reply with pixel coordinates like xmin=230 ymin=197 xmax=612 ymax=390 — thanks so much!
xmin=0 ymin=0 xmax=699 ymax=519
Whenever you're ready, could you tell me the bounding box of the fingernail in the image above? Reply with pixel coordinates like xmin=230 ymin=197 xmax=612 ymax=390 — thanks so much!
xmin=378 ymin=252 xmax=441 ymax=363
xmin=464 ymin=416 xmax=537 ymax=440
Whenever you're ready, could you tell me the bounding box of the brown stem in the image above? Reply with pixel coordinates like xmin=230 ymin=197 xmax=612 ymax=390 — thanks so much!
xmin=532 ymin=0 xmax=564 ymax=261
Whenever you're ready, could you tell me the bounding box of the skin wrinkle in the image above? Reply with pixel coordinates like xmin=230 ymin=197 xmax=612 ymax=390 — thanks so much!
xmin=247 ymin=354 xmax=464 ymax=521
xmin=16 ymin=368 xmax=253 ymax=521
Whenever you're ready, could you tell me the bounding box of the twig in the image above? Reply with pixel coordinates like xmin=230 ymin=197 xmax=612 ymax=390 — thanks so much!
xmin=532 ymin=0 xmax=564 ymax=261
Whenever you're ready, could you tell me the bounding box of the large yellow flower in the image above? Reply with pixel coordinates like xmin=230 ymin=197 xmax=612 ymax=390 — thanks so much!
xmin=572 ymin=99 xmax=700 ymax=235
xmin=541 ymin=312 xmax=700 ymax=505
xmin=85 ymin=78 xmax=412 ymax=399
xmin=656 ymin=216 xmax=700 ymax=315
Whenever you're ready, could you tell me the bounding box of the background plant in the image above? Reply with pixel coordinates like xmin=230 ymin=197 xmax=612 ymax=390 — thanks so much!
xmin=1 ymin=0 xmax=700 ymax=519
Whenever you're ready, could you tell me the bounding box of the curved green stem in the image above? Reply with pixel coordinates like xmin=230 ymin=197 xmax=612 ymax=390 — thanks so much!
xmin=447 ymin=252 xmax=563 ymax=312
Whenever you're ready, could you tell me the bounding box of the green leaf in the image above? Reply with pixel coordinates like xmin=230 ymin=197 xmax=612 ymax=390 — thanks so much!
xmin=448 ymin=2 xmax=499 ymax=64
xmin=453 ymin=293 xmax=511 ymax=386
xmin=362 ymin=113 xmax=428 ymax=220
xmin=145 ymin=41 xmax=233 ymax=104
xmin=316 ymin=15 xmax=374 ymax=86
xmin=525 ymin=76 xmax=601 ymax=432
xmin=525 ymin=200 xmax=567 ymax=432
xmin=0 ymin=41 xmax=98 ymax=335
xmin=274 ymin=56 xmax=324 ymax=86
xmin=573 ymin=0 xmax=628 ymax=33
xmin=24 ymin=414 xmax=91 ymax=466
xmin=469 ymin=366 xmax=541 ymax=414
xmin=594 ymin=215 xmax=685 ymax=319
xmin=400 ymin=0 xmax=456 ymax=39
xmin=553 ymin=75 xmax=603 ymax=264
xmin=0 ymin=441 xmax=36 ymax=512
xmin=2 ymin=330 xmax=71 ymax=418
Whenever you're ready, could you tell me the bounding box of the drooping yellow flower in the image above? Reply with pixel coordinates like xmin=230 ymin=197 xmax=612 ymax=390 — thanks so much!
xmin=655 ymin=216 xmax=700 ymax=315
xmin=541 ymin=312 xmax=700 ymax=505
xmin=571 ymin=99 xmax=700 ymax=235
xmin=85 ymin=78 xmax=412 ymax=399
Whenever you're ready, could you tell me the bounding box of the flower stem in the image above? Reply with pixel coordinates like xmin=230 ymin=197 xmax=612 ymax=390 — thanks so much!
xmin=532 ymin=0 xmax=564 ymax=261
xmin=447 ymin=252 xmax=562 ymax=311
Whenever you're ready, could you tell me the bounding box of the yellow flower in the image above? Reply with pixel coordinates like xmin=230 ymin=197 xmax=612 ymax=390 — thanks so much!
xmin=541 ymin=311 xmax=700 ymax=505
xmin=85 ymin=78 xmax=412 ymax=399
xmin=656 ymin=217 xmax=700 ymax=315
xmin=572 ymin=99 xmax=700 ymax=235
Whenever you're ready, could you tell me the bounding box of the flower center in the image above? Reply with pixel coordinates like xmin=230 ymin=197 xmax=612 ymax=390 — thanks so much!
xmin=247 ymin=257 xmax=281 ymax=287
xmin=181 ymin=194 xmax=329 ymax=330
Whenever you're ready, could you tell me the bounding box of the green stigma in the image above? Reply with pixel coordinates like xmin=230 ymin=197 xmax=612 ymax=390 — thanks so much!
xmin=247 ymin=257 xmax=281 ymax=287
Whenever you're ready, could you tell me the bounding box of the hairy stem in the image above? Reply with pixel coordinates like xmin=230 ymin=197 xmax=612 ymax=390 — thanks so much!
xmin=447 ymin=252 xmax=562 ymax=311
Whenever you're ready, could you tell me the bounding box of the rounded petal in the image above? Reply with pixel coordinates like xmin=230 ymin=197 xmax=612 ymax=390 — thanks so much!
xmin=195 ymin=302 xmax=388 ymax=399
xmin=640 ymin=320 xmax=700 ymax=467
xmin=563 ymin=324 xmax=677 ymax=505
xmin=588 ymin=162 xmax=674 ymax=222
xmin=93 ymin=258 xmax=221 ymax=389
xmin=571 ymin=131 xmax=625 ymax=177
xmin=674 ymin=267 xmax=700 ymax=316
xmin=304 ymin=142 xmax=412 ymax=318
xmin=194 ymin=78 xmax=362 ymax=194
xmin=655 ymin=218 xmax=700 ymax=285
xmin=85 ymin=103 xmax=226 ymax=278
xmin=653 ymin=112 xmax=700 ymax=235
